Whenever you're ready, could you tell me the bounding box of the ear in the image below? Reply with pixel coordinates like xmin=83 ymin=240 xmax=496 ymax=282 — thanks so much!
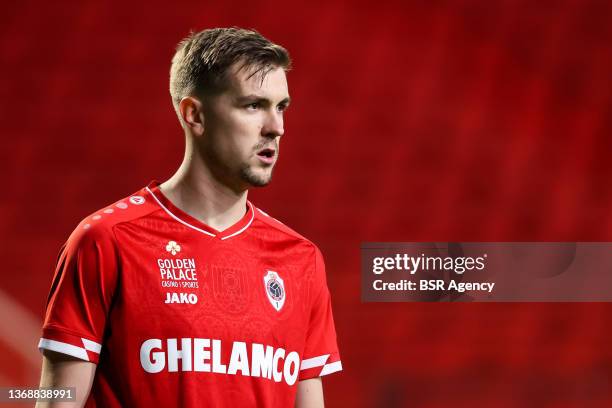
xmin=179 ymin=96 xmax=205 ymax=135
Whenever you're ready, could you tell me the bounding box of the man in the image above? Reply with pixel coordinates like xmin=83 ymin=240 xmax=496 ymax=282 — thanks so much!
xmin=37 ymin=27 xmax=342 ymax=407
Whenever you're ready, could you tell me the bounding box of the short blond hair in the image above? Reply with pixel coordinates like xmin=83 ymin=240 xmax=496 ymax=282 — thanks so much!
xmin=169 ymin=27 xmax=291 ymax=118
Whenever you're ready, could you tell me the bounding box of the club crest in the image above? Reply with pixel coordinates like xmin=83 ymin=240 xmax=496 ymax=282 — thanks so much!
xmin=263 ymin=271 xmax=285 ymax=311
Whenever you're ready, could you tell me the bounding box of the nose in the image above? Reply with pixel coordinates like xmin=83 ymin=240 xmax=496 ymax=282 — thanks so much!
xmin=262 ymin=110 xmax=284 ymax=139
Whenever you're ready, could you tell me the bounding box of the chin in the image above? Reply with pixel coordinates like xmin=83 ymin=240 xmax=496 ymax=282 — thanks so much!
xmin=250 ymin=179 xmax=272 ymax=187
xmin=240 ymin=167 xmax=273 ymax=187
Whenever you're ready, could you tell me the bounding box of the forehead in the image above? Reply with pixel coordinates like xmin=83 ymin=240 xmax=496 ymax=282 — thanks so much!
xmin=224 ymin=62 xmax=289 ymax=99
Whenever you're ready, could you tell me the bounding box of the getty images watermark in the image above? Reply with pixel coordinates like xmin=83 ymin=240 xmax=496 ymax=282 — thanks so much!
xmin=361 ymin=243 xmax=612 ymax=302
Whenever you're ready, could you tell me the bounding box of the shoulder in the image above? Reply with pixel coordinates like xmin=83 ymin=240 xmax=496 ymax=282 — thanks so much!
xmin=251 ymin=205 xmax=311 ymax=242
xmin=250 ymin=204 xmax=326 ymax=265
xmin=66 ymin=186 xmax=159 ymax=246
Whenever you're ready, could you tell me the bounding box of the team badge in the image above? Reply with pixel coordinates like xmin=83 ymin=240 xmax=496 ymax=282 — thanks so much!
xmin=263 ymin=271 xmax=285 ymax=311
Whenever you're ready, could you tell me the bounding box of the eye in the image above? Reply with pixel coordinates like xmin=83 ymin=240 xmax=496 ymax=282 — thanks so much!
xmin=277 ymin=104 xmax=288 ymax=112
xmin=246 ymin=102 xmax=260 ymax=110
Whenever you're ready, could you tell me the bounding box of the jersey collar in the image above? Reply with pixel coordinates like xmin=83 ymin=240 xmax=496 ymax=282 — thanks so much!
xmin=145 ymin=180 xmax=255 ymax=240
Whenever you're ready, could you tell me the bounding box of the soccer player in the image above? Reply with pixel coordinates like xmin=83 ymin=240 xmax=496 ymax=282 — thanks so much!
xmin=37 ymin=27 xmax=342 ymax=407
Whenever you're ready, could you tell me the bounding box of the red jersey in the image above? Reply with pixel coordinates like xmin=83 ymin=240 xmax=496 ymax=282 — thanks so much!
xmin=39 ymin=181 xmax=341 ymax=407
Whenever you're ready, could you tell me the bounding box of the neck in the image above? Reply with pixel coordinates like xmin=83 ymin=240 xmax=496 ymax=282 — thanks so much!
xmin=159 ymin=146 xmax=248 ymax=232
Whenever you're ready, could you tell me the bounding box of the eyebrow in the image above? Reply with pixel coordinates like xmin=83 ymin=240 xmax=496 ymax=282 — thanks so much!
xmin=237 ymin=94 xmax=291 ymax=106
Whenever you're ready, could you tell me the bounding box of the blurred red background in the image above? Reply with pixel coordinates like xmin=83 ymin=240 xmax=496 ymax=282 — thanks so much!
xmin=1 ymin=0 xmax=611 ymax=406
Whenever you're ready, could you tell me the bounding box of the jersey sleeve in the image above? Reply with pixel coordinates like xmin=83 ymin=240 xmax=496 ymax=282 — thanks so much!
xmin=38 ymin=221 xmax=120 ymax=363
xmin=299 ymin=247 xmax=342 ymax=380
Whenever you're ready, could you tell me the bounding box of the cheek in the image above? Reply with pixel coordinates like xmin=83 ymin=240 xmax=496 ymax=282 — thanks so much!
xmin=222 ymin=112 xmax=260 ymax=137
xmin=231 ymin=118 xmax=263 ymax=151
xmin=206 ymin=111 xmax=261 ymax=160
xmin=215 ymin=128 xmax=256 ymax=162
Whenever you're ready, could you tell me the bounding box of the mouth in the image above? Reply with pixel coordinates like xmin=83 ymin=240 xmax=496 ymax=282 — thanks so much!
xmin=256 ymin=147 xmax=276 ymax=164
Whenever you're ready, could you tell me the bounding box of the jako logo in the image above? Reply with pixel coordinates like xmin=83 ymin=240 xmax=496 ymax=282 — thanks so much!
xmin=129 ymin=195 xmax=145 ymax=205
xmin=165 ymin=292 xmax=198 ymax=304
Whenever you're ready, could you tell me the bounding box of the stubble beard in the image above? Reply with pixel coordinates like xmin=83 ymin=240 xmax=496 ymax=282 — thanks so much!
xmin=239 ymin=164 xmax=274 ymax=187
